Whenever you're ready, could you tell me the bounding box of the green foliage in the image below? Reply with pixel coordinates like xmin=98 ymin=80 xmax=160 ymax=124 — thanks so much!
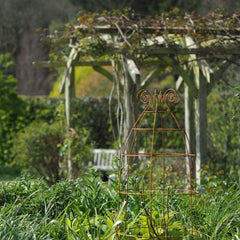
xmin=1 ymin=91 xmax=117 ymax=183
xmin=0 ymin=171 xmax=119 ymax=239
xmin=12 ymin=118 xmax=93 ymax=184
xmin=207 ymin=88 xmax=239 ymax=175
xmin=72 ymin=97 xmax=117 ymax=148
xmin=235 ymin=86 xmax=240 ymax=102
xmin=12 ymin=121 xmax=64 ymax=185
xmin=0 ymin=94 xmax=61 ymax=165
xmin=0 ymin=166 xmax=20 ymax=181
xmin=0 ymin=170 xmax=239 ymax=239
xmin=21 ymin=96 xmax=60 ymax=124
xmin=24 ymin=96 xmax=117 ymax=149
xmin=58 ymin=127 xmax=93 ymax=178
xmin=1 ymin=94 xmax=114 ymax=168
xmin=198 ymin=167 xmax=240 ymax=239
xmin=0 ymin=54 xmax=26 ymax=165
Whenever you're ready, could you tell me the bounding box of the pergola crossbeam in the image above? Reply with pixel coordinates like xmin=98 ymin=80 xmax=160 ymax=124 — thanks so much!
xmin=75 ymin=25 xmax=240 ymax=36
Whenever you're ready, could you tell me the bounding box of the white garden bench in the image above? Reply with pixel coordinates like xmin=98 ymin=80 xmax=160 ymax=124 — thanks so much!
xmin=91 ymin=149 xmax=120 ymax=170
xmin=90 ymin=148 xmax=145 ymax=171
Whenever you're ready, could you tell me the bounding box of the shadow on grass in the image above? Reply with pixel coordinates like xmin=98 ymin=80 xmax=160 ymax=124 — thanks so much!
xmin=0 ymin=166 xmax=21 ymax=181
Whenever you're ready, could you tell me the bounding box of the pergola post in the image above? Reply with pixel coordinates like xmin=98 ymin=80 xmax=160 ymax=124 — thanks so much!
xmin=123 ymin=59 xmax=137 ymax=151
xmin=123 ymin=58 xmax=141 ymax=160
xmin=195 ymin=73 xmax=208 ymax=184
xmin=184 ymin=83 xmax=196 ymax=178
xmin=123 ymin=71 xmax=134 ymax=151
xmin=65 ymin=66 xmax=75 ymax=179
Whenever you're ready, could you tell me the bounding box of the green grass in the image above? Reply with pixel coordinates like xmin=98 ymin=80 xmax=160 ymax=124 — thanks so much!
xmin=0 ymin=169 xmax=239 ymax=239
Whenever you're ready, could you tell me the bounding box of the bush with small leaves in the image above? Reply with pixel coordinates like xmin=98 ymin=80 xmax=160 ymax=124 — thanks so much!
xmin=13 ymin=121 xmax=64 ymax=185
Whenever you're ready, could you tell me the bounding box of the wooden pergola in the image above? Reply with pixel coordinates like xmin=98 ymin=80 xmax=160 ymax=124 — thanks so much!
xmin=34 ymin=10 xmax=240 ymax=181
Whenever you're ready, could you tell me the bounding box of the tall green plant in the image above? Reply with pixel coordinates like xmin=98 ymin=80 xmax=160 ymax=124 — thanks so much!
xmin=0 ymin=53 xmax=26 ymax=165
xmin=198 ymin=168 xmax=240 ymax=239
xmin=58 ymin=126 xmax=93 ymax=178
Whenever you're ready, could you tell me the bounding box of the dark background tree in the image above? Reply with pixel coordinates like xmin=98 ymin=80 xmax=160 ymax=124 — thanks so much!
xmin=69 ymin=0 xmax=239 ymax=15
xmin=69 ymin=0 xmax=200 ymax=14
xmin=0 ymin=0 xmax=79 ymax=95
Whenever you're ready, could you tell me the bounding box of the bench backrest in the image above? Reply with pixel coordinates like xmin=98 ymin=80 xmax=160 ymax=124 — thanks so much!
xmin=91 ymin=149 xmax=120 ymax=170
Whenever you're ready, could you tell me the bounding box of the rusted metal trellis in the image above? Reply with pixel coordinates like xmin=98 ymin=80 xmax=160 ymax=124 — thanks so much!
xmin=116 ymin=88 xmax=198 ymax=239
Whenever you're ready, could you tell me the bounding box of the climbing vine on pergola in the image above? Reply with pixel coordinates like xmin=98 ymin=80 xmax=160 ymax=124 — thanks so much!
xmin=35 ymin=8 xmax=240 ymax=180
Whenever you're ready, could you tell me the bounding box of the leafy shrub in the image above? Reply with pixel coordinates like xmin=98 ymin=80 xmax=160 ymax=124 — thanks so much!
xmin=12 ymin=119 xmax=93 ymax=184
xmin=0 ymin=93 xmax=61 ymax=165
xmin=12 ymin=121 xmax=64 ymax=185
xmin=21 ymin=96 xmax=60 ymax=125
xmin=0 ymin=54 xmax=27 ymax=165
